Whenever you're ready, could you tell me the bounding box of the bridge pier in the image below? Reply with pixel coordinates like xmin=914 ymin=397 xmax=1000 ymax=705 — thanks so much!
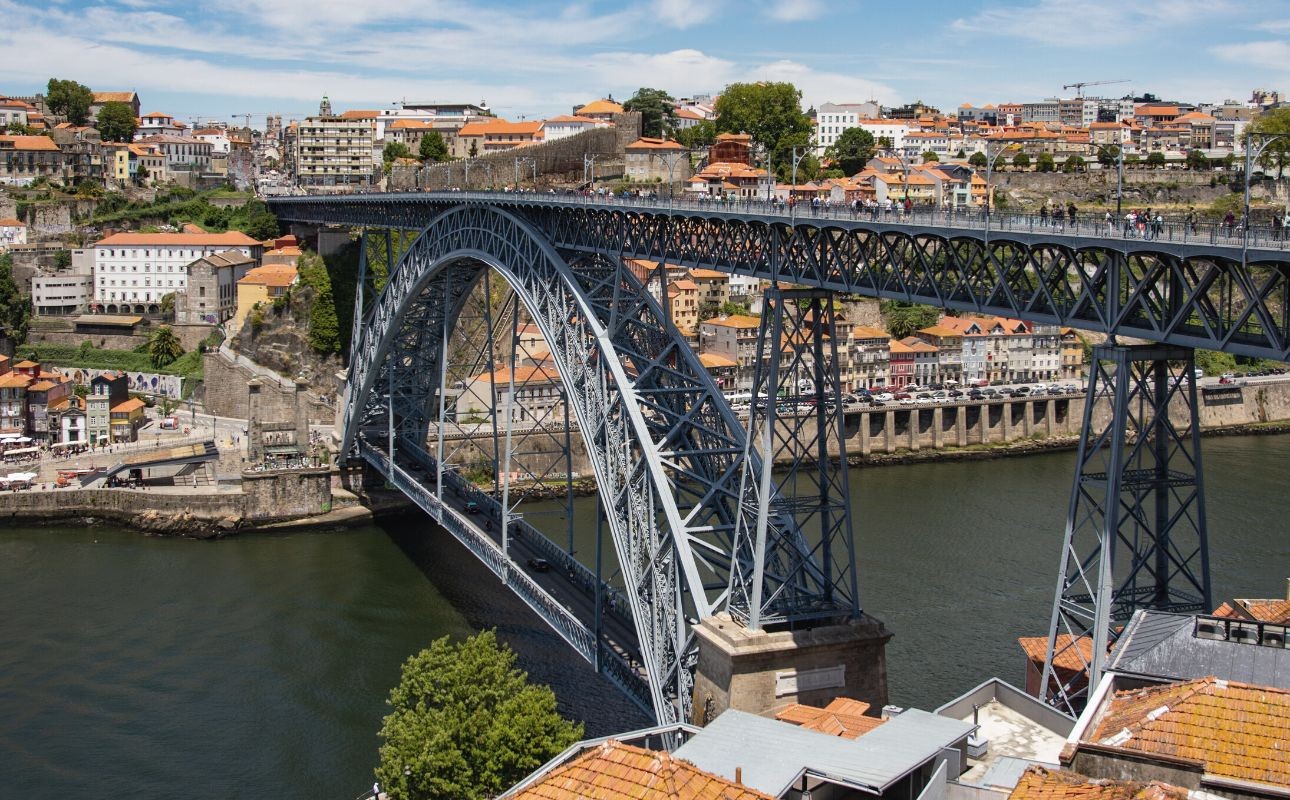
xmin=1041 ymin=343 xmax=1211 ymax=716
xmin=691 ymin=612 xmax=892 ymax=725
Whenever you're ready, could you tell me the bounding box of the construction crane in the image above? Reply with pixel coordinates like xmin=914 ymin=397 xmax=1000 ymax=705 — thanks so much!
xmin=1062 ymin=79 xmax=1130 ymax=98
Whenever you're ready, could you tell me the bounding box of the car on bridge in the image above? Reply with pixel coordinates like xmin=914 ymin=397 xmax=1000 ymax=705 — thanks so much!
xmin=527 ymin=558 xmax=550 ymax=573
xmin=464 ymin=501 xmax=480 ymax=514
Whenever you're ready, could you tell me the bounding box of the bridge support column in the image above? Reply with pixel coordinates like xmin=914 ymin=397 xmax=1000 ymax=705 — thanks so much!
xmin=1040 ymin=344 xmax=1210 ymax=716
xmin=1022 ymin=400 xmax=1033 ymax=438
xmin=1045 ymin=399 xmax=1055 ymax=437
xmin=692 ymin=612 xmax=891 ymax=725
xmin=859 ymin=411 xmax=872 ymax=457
xmin=956 ymin=407 xmax=968 ymax=447
xmin=1001 ymin=401 xmax=1012 ymax=441
xmin=883 ymin=410 xmax=895 ymax=453
xmin=932 ymin=407 xmax=944 ymax=449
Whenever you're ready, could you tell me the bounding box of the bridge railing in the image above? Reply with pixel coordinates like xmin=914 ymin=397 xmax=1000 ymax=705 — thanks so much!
xmin=333 ymin=189 xmax=1290 ymax=251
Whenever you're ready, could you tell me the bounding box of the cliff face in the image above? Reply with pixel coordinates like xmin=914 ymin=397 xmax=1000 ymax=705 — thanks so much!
xmin=230 ymin=282 xmax=342 ymax=401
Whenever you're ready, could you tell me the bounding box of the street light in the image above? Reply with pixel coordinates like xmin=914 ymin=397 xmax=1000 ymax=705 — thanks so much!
xmin=660 ymin=146 xmax=690 ymax=207
xmin=1090 ymin=142 xmax=1125 ymax=217
xmin=1242 ymin=131 xmax=1288 ymax=267
xmin=789 ymin=145 xmax=811 ymax=223
xmin=513 ymin=156 xmax=535 ymax=190
xmin=584 ymin=154 xmax=598 ymax=192
xmin=982 ymin=142 xmax=1017 ymax=245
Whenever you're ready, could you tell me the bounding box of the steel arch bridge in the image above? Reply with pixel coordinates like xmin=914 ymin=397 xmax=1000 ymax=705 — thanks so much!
xmin=270 ymin=192 xmax=1290 ymax=721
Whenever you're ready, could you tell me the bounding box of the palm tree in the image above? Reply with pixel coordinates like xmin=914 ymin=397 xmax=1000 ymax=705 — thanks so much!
xmin=148 ymin=325 xmax=184 ymax=368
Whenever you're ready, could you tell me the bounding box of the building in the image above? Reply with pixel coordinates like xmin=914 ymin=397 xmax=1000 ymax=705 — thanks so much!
xmin=31 ymin=270 xmax=93 ymax=315
xmin=813 ymin=102 xmax=883 ymax=154
xmin=25 ymin=372 xmax=71 ymax=442
xmin=109 ymin=397 xmax=145 ymax=442
xmin=846 ymin=325 xmax=891 ymax=390
xmin=623 ymin=138 xmax=691 ymax=183
xmin=1060 ymin=328 xmax=1084 ymax=380
xmin=192 ymin=127 xmax=231 ymax=155
xmin=0 ymin=134 xmax=64 ymax=186
xmin=0 ymin=370 xmax=29 ymax=435
xmin=175 ymin=249 xmax=257 ymax=325
xmin=1106 ymin=608 xmax=1290 ymax=689
xmin=0 ymin=98 xmax=31 ymax=128
xmin=127 ymin=143 xmax=167 ymax=184
xmin=665 ymin=278 xmax=701 ymax=338
xmin=888 ymin=338 xmax=915 ymax=387
xmin=687 ymin=161 xmax=771 ymax=199
xmin=0 ymin=217 xmax=27 ymax=249
xmin=542 ymin=115 xmax=610 ymax=142
xmin=232 ymin=264 xmax=298 ymax=333
xmin=455 ymin=363 xmax=562 ymax=423
xmin=87 ymin=372 xmax=128 ymax=445
xmin=1008 ymin=766 xmax=1190 ymax=800
xmin=49 ymin=394 xmax=87 ymax=446
xmin=93 ymin=231 xmax=263 ymax=315
xmin=49 ymin=125 xmax=104 ymax=184
xmin=102 ymin=142 xmax=130 ymax=186
xmin=686 ymin=269 xmax=730 ymax=311
xmin=453 ymin=119 xmax=543 ymax=158
xmin=137 ymin=134 xmax=212 ymax=173
xmin=136 ymin=111 xmax=186 ymax=138
xmin=709 ymin=132 xmax=752 ymax=165
xmin=89 ymin=91 xmax=140 ymax=119
xmin=573 ymin=98 xmax=623 ymax=122
xmin=901 ymin=336 xmax=939 ymax=385
xmin=915 ymin=325 xmax=964 ymax=384
xmin=699 ymin=314 xmax=762 ymax=391
xmin=294 ymin=113 xmax=376 ymax=187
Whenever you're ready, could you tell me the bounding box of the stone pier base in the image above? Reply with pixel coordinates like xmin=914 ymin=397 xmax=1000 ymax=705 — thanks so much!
xmin=691 ymin=612 xmax=892 ymax=725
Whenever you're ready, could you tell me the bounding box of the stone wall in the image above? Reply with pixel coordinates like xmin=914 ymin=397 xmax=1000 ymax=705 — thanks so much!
xmin=202 ymin=349 xmax=333 ymax=424
xmin=241 ymin=467 xmax=331 ymax=520
xmin=30 ymin=204 xmax=72 ymax=234
xmin=397 ymin=127 xmax=626 ymax=192
xmin=24 ymin=320 xmax=211 ymax=351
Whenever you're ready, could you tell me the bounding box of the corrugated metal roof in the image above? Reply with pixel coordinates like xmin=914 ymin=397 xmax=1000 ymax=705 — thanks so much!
xmin=674 ymin=708 xmax=972 ymax=797
xmin=1108 ymin=610 xmax=1290 ymax=689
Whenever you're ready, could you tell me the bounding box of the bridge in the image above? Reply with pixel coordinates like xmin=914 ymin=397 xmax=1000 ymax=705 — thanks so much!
xmin=269 ymin=191 xmax=1290 ymax=721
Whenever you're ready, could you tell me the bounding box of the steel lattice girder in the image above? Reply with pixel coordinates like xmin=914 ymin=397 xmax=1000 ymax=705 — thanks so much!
xmin=339 ymin=203 xmax=815 ymax=724
xmin=270 ymin=195 xmax=1290 ymax=361
xmin=1041 ymin=344 xmax=1211 ymax=717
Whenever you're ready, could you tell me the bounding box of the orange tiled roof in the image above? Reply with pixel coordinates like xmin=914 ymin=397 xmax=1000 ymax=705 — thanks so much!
xmin=238 ymin=265 xmax=297 ymax=288
xmin=687 ymin=268 xmax=727 ymax=280
xmin=0 ymin=374 xmax=31 ymax=389
xmin=851 ymin=325 xmax=889 ymax=340
xmin=110 ymin=398 xmax=145 ymax=413
xmin=1019 ymin=634 xmax=1094 ymax=674
xmin=626 ymin=137 xmax=687 ymax=151
xmin=1212 ymin=598 xmax=1290 ymax=624
xmin=472 ymin=363 xmax=560 ymax=385
xmin=337 ymin=109 xmax=379 ymax=119
xmin=1009 ymin=765 xmax=1189 ymax=800
xmin=0 ymin=135 xmax=60 ymax=152
xmin=388 ymin=119 xmax=431 ymax=130
xmin=511 ymin=739 xmax=774 ymax=800
xmin=917 ymin=324 xmax=963 ymax=338
xmin=96 ymin=231 xmax=260 ymax=247
xmin=0 ymin=218 xmax=26 ymax=227
xmin=14 ymin=360 xmax=38 ymax=369
xmin=26 ymin=380 xmax=57 ymax=392
xmin=458 ymin=119 xmax=543 ymax=137
xmin=699 ymin=352 xmax=737 ymax=369
xmin=93 ymin=92 xmax=137 ymax=104
xmin=701 ymin=314 xmax=760 ymax=330
xmin=141 ymin=111 xmax=173 ymax=119
xmin=575 ymin=99 xmax=624 ymax=116
xmin=901 ymin=336 xmax=938 ymax=352
xmin=774 ymin=697 xmax=886 ymax=739
xmin=545 ymin=115 xmax=601 ymax=124
xmin=1086 ymin=677 xmax=1290 ymax=788
xmin=888 ymin=339 xmax=914 ymax=354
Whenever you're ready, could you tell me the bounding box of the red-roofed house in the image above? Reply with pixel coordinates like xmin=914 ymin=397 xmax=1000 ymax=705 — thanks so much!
xmin=94 ymin=231 xmax=264 ymax=315
xmin=0 ymin=135 xmax=64 ymax=186
xmin=0 ymin=217 xmax=26 ymax=249
xmin=624 ymin=138 xmax=691 ymax=183
xmin=453 ymin=119 xmax=543 ymax=158
xmin=456 ymin=363 xmax=562 ymax=423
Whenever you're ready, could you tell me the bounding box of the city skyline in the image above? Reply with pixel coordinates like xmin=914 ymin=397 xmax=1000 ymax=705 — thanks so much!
xmin=0 ymin=0 xmax=1285 ymax=125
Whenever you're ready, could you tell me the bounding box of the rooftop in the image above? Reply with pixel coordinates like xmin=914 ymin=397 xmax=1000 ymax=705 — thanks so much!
xmin=1106 ymin=610 xmax=1290 ymax=689
xmin=1084 ymin=676 xmax=1290 ymax=789
xmin=96 ymin=231 xmax=260 ymax=247
xmin=237 ymin=265 xmax=297 ymax=288
xmin=575 ymin=99 xmax=624 ymax=115
xmin=0 ymin=135 xmax=60 ymax=152
xmin=1008 ymin=765 xmax=1189 ymax=800
xmin=774 ymin=697 xmax=886 ymax=739
xmin=701 ymin=314 xmax=760 ymax=330
xmin=507 ymin=739 xmax=773 ymax=800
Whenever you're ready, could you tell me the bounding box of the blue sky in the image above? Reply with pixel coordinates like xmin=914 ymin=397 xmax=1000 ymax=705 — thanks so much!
xmin=0 ymin=0 xmax=1285 ymax=127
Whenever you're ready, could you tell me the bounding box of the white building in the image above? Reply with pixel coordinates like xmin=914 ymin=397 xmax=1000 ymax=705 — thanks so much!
xmin=31 ymin=272 xmax=93 ymax=315
xmin=135 ymin=112 xmax=187 ymax=139
xmin=192 ymin=128 xmax=231 ymax=155
xmin=0 ymin=217 xmax=27 ymax=249
xmin=295 ymin=115 xmax=376 ymax=187
xmin=0 ymin=99 xmax=29 ymax=128
xmin=542 ymin=115 xmax=610 ymax=142
xmin=93 ymin=231 xmax=263 ymax=315
xmin=137 ymin=134 xmax=213 ymax=172
xmin=813 ymin=102 xmax=883 ymax=155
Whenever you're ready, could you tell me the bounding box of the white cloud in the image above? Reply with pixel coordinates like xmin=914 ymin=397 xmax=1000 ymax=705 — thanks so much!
xmin=765 ymin=0 xmax=825 ymax=22
xmin=654 ymin=0 xmax=722 ymax=28
xmin=747 ymin=60 xmax=900 ymax=106
xmin=1257 ymin=19 xmax=1290 ymax=33
xmin=1211 ymin=40 xmax=1290 ymax=66
xmin=950 ymin=0 xmax=1228 ymax=46
xmin=586 ymin=50 xmax=737 ymax=96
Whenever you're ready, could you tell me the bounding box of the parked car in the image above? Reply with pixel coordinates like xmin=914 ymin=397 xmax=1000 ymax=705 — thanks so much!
xmin=894 ymin=392 xmax=912 ymax=400
xmin=527 ymin=558 xmax=550 ymax=573
xmin=874 ymin=393 xmax=894 ymax=402
xmin=898 ymin=397 xmax=916 ymax=405
xmin=967 ymin=389 xmax=984 ymax=400
xmin=948 ymin=389 xmax=964 ymax=399
xmin=1013 ymin=385 xmax=1031 ymax=396
xmin=981 ymin=388 xmax=999 ymax=398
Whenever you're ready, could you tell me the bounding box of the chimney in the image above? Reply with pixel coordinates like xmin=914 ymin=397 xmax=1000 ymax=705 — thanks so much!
xmin=1285 ymin=577 xmax=1289 ymax=602
xmin=735 ymin=767 xmax=742 ymax=785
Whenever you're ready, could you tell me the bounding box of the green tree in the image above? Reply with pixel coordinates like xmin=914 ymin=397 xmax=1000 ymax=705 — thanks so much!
xmin=770 ymin=131 xmax=818 ymax=182
xmin=96 ymin=101 xmax=137 ymax=142
xmin=714 ymin=81 xmax=811 ymax=155
xmin=418 ymin=131 xmax=449 ymax=162
xmin=968 ymin=151 xmax=988 ymax=168
xmin=1062 ymin=155 xmax=1086 ymax=173
xmin=1146 ymin=151 xmax=1166 ymax=168
xmin=375 ymin=630 xmax=582 ymax=800
xmin=147 ymin=325 xmax=184 ymax=368
xmin=1036 ymin=152 xmax=1056 ymax=172
xmin=0 ymin=253 xmax=32 ymax=346
xmin=1125 ymin=153 xmax=1141 ymax=168
xmin=383 ymin=141 xmax=413 ymax=171
xmin=234 ymin=199 xmax=280 ymax=240
xmin=675 ymin=119 xmax=716 ymax=149
xmin=1247 ymin=106 xmax=1290 ymax=177
xmin=1012 ymin=152 xmax=1031 ymax=170
xmin=1097 ymin=145 xmax=1121 ymax=166
xmin=46 ymin=78 xmax=94 ymax=125
xmin=876 ymin=135 xmax=893 ymax=150
xmin=1186 ymin=149 xmax=1209 ymax=170
xmin=824 ymin=126 xmax=876 ymax=176
xmin=881 ymin=300 xmax=940 ymax=339
xmin=297 ymin=252 xmax=340 ymax=355
xmin=135 ymin=164 xmax=150 ymax=184
xmin=159 ymin=292 xmax=176 ymax=319
xmin=623 ymin=87 xmax=677 ymax=139
xmin=53 ymin=249 xmax=72 ymax=270
xmin=921 ymin=150 xmax=939 ymax=163
xmin=468 ymin=139 xmax=478 ymax=158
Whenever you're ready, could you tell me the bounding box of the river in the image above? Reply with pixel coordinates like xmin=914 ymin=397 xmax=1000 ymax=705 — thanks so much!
xmin=1 ymin=435 xmax=1287 ymax=798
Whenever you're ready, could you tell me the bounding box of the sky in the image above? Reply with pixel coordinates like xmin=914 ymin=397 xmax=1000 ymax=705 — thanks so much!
xmin=0 ymin=0 xmax=1286 ymax=127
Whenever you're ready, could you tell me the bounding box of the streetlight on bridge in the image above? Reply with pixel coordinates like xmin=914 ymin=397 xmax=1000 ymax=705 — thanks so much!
xmin=1089 ymin=142 xmax=1126 ymax=218
xmin=1242 ymin=131 xmax=1289 ymax=271
xmin=788 ymin=146 xmax=812 ymax=223
xmin=982 ymin=141 xmax=1018 ymax=245
xmin=513 ymin=156 xmax=536 ymax=190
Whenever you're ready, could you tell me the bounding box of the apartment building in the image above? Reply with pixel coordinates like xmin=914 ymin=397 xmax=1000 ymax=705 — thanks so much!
xmin=294 ymin=115 xmax=376 ymax=187
xmin=93 ymin=231 xmax=263 ymax=314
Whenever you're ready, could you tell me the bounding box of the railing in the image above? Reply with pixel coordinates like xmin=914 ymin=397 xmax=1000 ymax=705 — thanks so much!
xmin=288 ymin=189 xmax=1290 ymax=252
xmin=358 ymin=439 xmax=652 ymax=712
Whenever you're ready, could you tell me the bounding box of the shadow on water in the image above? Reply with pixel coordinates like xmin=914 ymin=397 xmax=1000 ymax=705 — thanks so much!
xmin=377 ymin=511 xmax=652 ymax=736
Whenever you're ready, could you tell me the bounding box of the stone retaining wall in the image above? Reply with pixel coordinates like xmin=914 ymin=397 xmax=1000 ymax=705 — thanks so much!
xmin=202 ymin=350 xmax=332 ymax=424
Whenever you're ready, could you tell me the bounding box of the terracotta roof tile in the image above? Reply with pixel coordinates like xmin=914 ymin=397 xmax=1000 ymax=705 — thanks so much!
xmin=575 ymin=99 xmax=624 ymax=115
xmin=511 ymin=739 xmax=774 ymax=800
xmin=850 ymin=325 xmax=890 ymax=340
xmin=701 ymin=314 xmax=760 ymax=330
xmin=110 ymin=398 xmax=145 ymax=413
xmin=1086 ymin=677 xmax=1290 ymax=788
xmin=96 ymin=231 xmax=260 ymax=247
xmin=774 ymin=698 xmax=885 ymax=739
xmin=0 ymin=135 xmax=60 ymax=152
xmin=1019 ymin=634 xmax=1095 ymax=674
xmin=1009 ymin=765 xmax=1189 ymax=800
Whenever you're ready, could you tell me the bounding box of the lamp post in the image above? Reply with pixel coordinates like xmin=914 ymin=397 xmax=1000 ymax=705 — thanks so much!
xmin=513 ymin=156 xmax=535 ymax=190
xmin=982 ymin=142 xmax=1017 ymax=245
xmin=584 ymin=154 xmax=598 ymax=192
xmin=1091 ymin=143 xmax=1125 ymax=217
xmin=1243 ymin=131 xmax=1288 ymax=266
xmin=661 ymin=147 xmax=690 ymax=207
xmin=789 ymin=145 xmax=811 ymax=223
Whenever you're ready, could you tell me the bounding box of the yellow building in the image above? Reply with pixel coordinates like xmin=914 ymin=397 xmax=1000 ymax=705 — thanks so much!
xmin=103 ymin=143 xmax=130 ymax=186
xmin=233 ymin=265 xmax=297 ymax=334
xmin=109 ymin=397 xmax=145 ymax=442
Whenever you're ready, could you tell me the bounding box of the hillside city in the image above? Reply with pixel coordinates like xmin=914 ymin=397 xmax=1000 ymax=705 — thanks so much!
xmin=1 ymin=74 xmax=1289 ymax=800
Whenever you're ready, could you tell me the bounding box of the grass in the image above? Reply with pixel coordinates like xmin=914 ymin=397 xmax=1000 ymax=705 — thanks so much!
xmin=16 ymin=343 xmax=203 ymax=382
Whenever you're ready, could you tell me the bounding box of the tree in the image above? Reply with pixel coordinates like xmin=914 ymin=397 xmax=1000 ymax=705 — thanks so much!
xmin=623 ymin=87 xmax=677 ymax=139
xmin=1036 ymin=152 xmax=1056 ymax=172
xmin=770 ymin=131 xmax=818 ymax=183
xmin=921 ymin=150 xmax=939 ymax=163
xmin=1146 ymin=151 xmax=1166 ymax=168
xmin=675 ymin=119 xmax=716 ymax=149
xmin=297 ymin=252 xmax=340 ymax=355
xmin=147 ymin=325 xmax=184 ymax=368
xmin=1125 ymin=153 xmax=1141 ymax=168
xmin=881 ymin=301 xmax=940 ymax=339
xmin=1012 ymin=152 xmax=1031 ymax=170
xmin=1062 ymin=155 xmax=1086 ymax=173
xmin=876 ymin=136 xmax=893 ymax=150
xmin=53 ymin=249 xmax=72 ymax=270
xmin=1247 ymin=107 xmax=1290 ymax=177
xmin=0 ymin=253 xmax=32 ymax=346
xmin=159 ymin=292 xmax=176 ymax=319
xmin=1185 ymin=149 xmax=1209 ymax=171
xmin=96 ymin=101 xmax=137 ymax=142
xmin=824 ymin=126 xmax=876 ymax=176
xmin=135 ymin=164 xmax=150 ymax=184
xmin=235 ymin=199 xmax=280 ymax=240
xmin=468 ymin=139 xmax=478 ymax=158
xmin=418 ymin=131 xmax=449 ymax=162
xmin=714 ymin=82 xmax=812 ymax=155
xmin=383 ymin=142 xmax=413 ymax=170
xmin=46 ymin=78 xmax=93 ymax=125
xmin=1097 ymin=145 xmax=1121 ymax=166
xmin=375 ymin=630 xmax=582 ymax=800
xmin=968 ymin=151 xmax=988 ymax=168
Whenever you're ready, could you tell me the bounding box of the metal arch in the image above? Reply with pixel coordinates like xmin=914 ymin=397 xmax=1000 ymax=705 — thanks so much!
xmin=341 ymin=203 xmax=808 ymax=724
